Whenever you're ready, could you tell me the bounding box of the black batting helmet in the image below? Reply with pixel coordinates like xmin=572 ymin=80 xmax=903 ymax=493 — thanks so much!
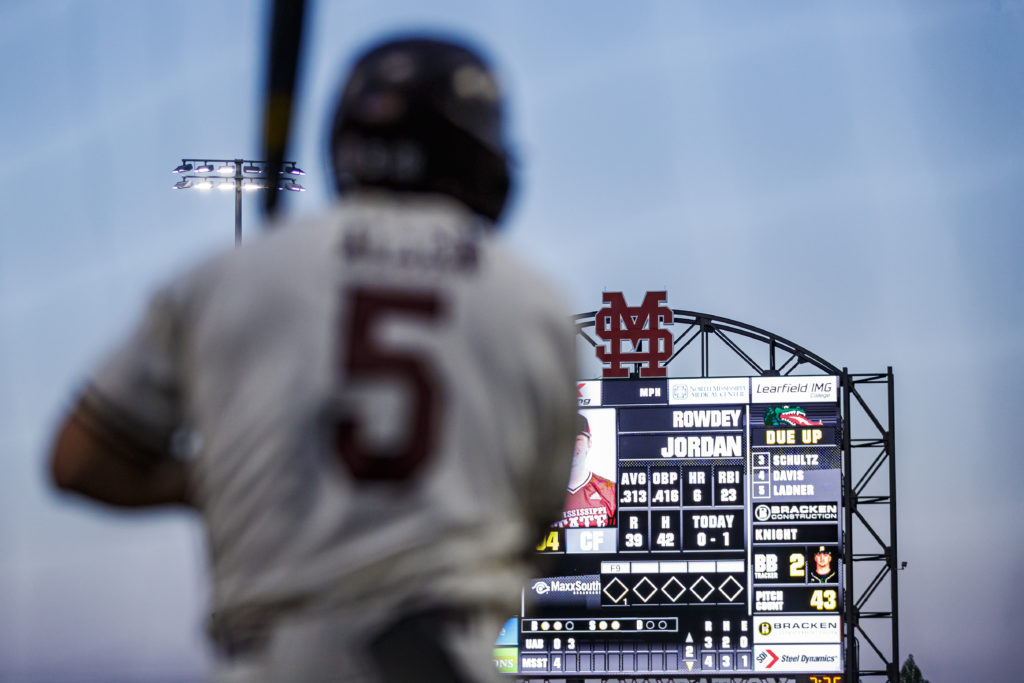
xmin=329 ymin=35 xmax=512 ymax=222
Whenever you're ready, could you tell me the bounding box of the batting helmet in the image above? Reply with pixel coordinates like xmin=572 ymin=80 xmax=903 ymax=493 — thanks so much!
xmin=329 ymin=35 xmax=512 ymax=222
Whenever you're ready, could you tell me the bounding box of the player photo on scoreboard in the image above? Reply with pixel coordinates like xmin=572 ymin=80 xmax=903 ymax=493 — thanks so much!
xmin=556 ymin=408 xmax=617 ymax=528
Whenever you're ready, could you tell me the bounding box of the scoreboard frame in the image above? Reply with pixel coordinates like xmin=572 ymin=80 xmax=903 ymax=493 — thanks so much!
xmin=501 ymin=300 xmax=900 ymax=683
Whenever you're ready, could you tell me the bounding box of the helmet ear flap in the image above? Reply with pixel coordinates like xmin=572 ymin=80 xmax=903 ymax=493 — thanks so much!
xmin=428 ymin=125 xmax=511 ymax=223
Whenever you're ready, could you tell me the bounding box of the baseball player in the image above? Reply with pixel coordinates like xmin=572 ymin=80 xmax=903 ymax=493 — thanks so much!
xmin=49 ymin=35 xmax=577 ymax=682
xmin=556 ymin=414 xmax=617 ymax=528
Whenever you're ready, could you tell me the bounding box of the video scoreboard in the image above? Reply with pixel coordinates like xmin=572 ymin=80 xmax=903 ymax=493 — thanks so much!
xmin=496 ymin=375 xmax=844 ymax=680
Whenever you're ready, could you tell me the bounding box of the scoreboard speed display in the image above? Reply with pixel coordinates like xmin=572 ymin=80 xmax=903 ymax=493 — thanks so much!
xmin=496 ymin=375 xmax=844 ymax=680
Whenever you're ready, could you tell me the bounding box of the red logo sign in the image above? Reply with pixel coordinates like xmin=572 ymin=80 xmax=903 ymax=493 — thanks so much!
xmin=595 ymin=291 xmax=673 ymax=378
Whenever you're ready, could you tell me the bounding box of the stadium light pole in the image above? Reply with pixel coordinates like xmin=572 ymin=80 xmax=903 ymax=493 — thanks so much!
xmin=172 ymin=158 xmax=306 ymax=245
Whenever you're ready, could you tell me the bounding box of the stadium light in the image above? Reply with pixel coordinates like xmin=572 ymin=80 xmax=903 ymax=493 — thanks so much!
xmin=171 ymin=158 xmax=305 ymax=245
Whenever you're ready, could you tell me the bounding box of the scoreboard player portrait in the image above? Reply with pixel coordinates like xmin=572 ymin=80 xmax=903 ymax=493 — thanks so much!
xmin=557 ymin=409 xmax=617 ymax=528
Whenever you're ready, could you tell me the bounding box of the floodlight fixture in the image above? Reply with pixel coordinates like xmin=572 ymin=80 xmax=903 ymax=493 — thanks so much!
xmin=171 ymin=157 xmax=306 ymax=246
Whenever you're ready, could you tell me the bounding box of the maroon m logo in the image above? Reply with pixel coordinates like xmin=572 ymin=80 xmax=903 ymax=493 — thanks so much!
xmin=595 ymin=291 xmax=673 ymax=378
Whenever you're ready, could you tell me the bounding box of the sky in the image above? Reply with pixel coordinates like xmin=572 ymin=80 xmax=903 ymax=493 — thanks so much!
xmin=1 ymin=1 xmax=1022 ymax=681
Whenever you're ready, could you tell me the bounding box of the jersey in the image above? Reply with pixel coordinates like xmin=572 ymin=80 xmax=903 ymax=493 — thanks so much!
xmin=557 ymin=473 xmax=617 ymax=528
xmin=84 ymin=193 xmax=577 ymax=680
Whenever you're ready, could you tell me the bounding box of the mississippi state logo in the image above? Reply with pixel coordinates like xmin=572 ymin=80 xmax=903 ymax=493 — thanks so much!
xmin=595 ymin=291 xmax=673 ymax=378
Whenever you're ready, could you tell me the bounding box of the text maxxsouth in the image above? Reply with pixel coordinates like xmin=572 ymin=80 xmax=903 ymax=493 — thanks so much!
xmin=595 ymin=291 xmax=673 ymax=378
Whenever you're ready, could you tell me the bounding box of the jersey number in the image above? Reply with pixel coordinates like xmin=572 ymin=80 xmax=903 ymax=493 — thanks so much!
xmin=335 ymin=288 xmax=444 ymax=480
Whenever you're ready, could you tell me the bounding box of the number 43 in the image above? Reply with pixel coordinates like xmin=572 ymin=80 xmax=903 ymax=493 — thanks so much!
xmin=810 ymin=589 xmax=838 ymax=611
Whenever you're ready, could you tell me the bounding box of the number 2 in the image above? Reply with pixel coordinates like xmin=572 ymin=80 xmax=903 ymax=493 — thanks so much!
xmin=335 ymin=287 xmax=444 ymax=480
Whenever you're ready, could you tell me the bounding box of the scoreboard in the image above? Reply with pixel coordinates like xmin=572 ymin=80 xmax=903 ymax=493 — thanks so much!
xmin=496 ymin=375 xmax=844 ymax=680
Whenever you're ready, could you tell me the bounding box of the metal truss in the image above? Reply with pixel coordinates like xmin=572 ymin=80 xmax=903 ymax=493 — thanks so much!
xmin=574 ymin=310 xmax=840 ymax=379
xmin=553 ymin=309 xmax=901 ymax=683
xmin=841 ymin=369 xmax=899 ymax=683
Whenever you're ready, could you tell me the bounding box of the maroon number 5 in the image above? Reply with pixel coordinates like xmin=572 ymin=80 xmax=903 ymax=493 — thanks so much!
xmin=335 ymin=288 xmax=444 ymax=480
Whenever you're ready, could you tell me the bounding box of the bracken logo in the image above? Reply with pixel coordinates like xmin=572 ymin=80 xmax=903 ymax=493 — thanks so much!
xmin=595 ymin=291 xmax=673 ymax=378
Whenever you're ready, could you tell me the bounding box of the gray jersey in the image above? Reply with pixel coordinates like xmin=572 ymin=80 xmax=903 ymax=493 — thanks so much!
xmin=86 ymin=193 xmax=577 ymax=679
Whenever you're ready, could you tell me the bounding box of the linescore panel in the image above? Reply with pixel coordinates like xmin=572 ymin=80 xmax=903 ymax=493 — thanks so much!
xmin=497 ymin=376 xmax=845 ymax=679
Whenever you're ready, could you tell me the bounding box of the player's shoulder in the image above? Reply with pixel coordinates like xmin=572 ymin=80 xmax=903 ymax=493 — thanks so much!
xmin=591 ymin=473 xmax=616 ymax=490
xmin=340 ymin=190 xmax=573 ymax=325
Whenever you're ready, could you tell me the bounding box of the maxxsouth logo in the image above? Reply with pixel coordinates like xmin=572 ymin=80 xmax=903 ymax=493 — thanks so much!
xmin=595 ymin=291 xmax=673 ymax=378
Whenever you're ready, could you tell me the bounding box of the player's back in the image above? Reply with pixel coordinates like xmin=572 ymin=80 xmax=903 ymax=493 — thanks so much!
xmin=175 ymin=193 xmax=575 ymax=675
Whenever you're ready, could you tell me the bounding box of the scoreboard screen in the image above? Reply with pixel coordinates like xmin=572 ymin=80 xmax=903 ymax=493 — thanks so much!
xmin=496 ymin=375 xmax=844 ymax=679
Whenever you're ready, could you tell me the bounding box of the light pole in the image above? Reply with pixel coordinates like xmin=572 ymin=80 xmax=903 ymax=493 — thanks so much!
xmin=172 ymin=158 xmax=306 ymax=245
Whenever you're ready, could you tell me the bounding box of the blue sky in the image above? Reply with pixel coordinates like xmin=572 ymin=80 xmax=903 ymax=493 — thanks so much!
xmin=1 ymin=1 xmax=1022 ymax=681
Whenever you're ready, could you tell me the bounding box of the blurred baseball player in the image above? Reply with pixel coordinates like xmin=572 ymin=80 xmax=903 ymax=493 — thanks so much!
xmin=556 ymin=413 xmax=616 ymax=528
xmin=49 ymin=35 xmax=577 ymax=682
